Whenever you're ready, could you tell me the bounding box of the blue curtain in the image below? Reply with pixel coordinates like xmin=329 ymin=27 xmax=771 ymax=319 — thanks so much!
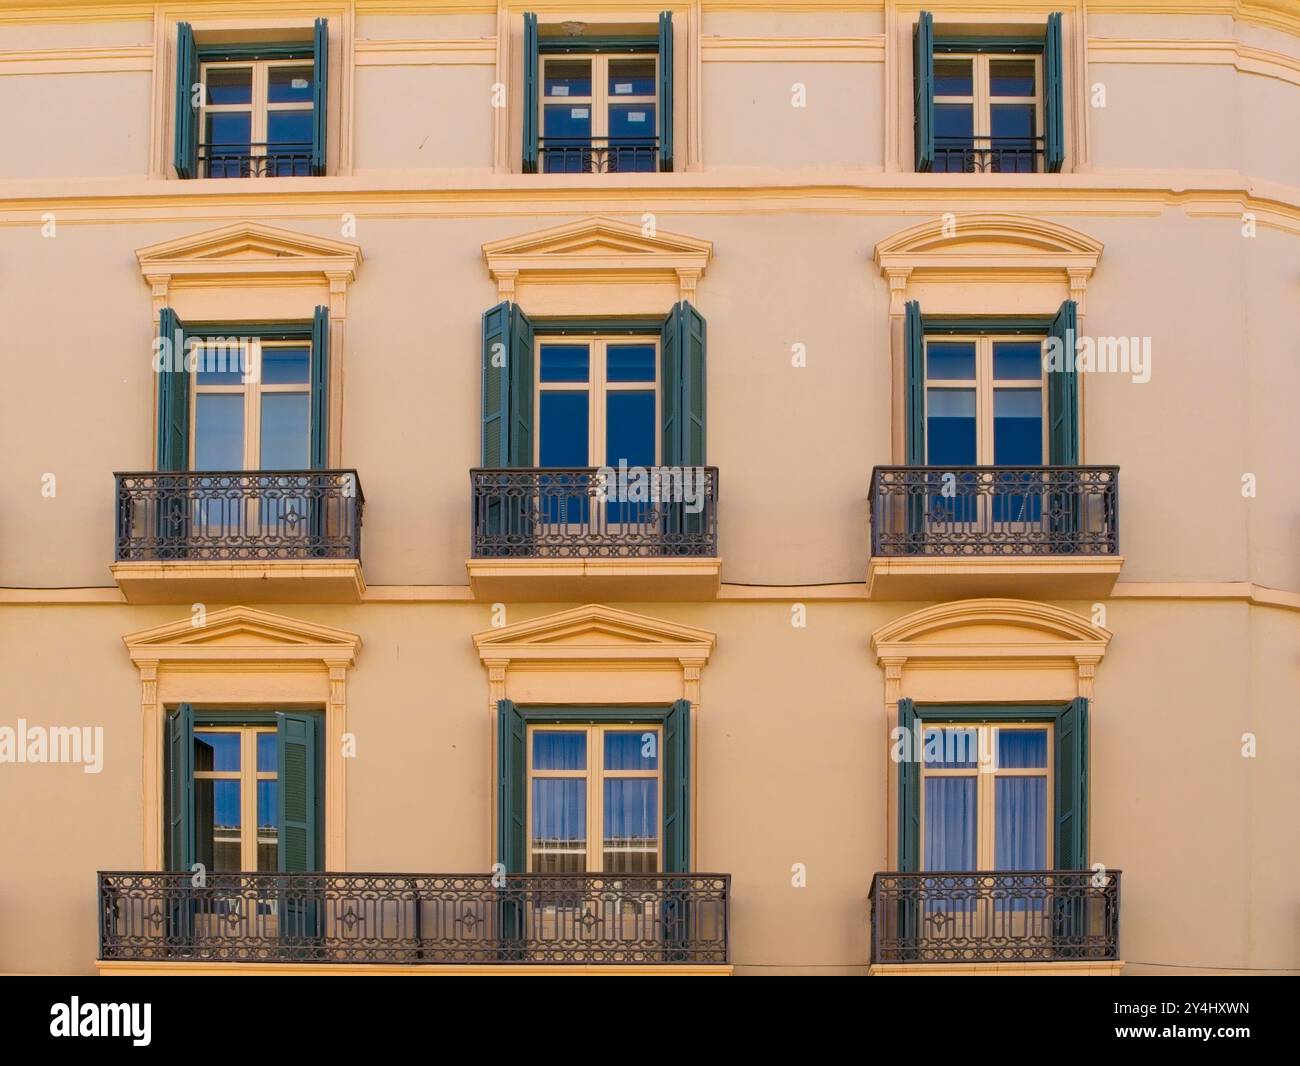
xmin=924 ymin=777 xmax=976 ymax=870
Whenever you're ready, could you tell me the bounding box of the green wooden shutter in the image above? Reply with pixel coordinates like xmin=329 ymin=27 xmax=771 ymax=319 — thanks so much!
xmin=1054 ymin=697 xmax=1089 ymax=870
xmin=1044 ymin=12 xmax=1065 ymax=173
xmin=904 ymin=301 xmax=925 ymax=464
xmin=481 ymin=302 xmax=512 ymax=467
xmin=277 ymin=712 xmax=320 ymax=872
xmin=310 ymin=306 xmax=330 ymax=469
xmin=1047 ymin=299 xmax=1079 ymax=464
xmin=660 ymin=305 xmax=681 ymax=467
xmin=658 ymin=11 xmax=674 ymax=172
xmin=311 ymin=18 xmax=329 ymax=175
xmin=522 ymin=13 xmax=539 ymax=173
xmin=156 ymin=307 xmax=190 ymax=470
xmin=913 ymin=11 xmax=934 ymax=172
xmin=166 ymin=703 xmax=195 ymax=870
xmin=509 ymin=305 xmax=535 ymax=466
xmin=663 ymin=699 xmax=691 ymax=873
xmin=496 ymin=700 xmax=527 ymax=873
xmin=660 ymin=302 xmax=706 ymax=467
xmin=897 ymin=698 xmax=920 ymax=873
xmin=173 ymin=22 xmax=198 ymax=179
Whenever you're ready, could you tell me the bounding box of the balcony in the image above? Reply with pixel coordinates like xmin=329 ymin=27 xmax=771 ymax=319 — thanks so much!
xmin=467 ymin=467 xmax=720 ymax=601
xmin=198 ymin=141 xmax=314 ymax=178
xmin=539 ymin=136 xmax=660 ymax=174
xmin=934 ymin=135 xmax=1044 ymax=174
xmin=111 ymin=470 xmax=364 ymax=603
xmin=867 ymin=465 xmax=1122 ymax=599
xmin=868 ymin=870 xmax=1123 ymax=975
xmin=98 ymin=871 xmax=731 ymax=975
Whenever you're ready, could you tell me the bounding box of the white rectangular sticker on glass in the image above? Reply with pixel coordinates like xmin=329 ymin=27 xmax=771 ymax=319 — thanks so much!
xmin=571 ymin=107 xmax=589 ymax=118
xmin=552 ymin=85 xmax=569 ymax=96
xmin=628 ymin=111 xmax=646 ymax=123
xmin=615 ymin=82 xmax=633 ymax=94
xmin=291 ymin=78 xmax=310 ymax=90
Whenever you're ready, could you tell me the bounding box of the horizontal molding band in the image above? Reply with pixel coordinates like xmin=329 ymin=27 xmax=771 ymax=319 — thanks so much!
xmin=1089 ymin=37 xmax=1300 ymax=88
xmin=355 ymin=38 xmax=497 ymax=66
xmin=0 ymin=45 xmax=151 ymax=75
xmin=701 ymin=36 xmax=884 ymax=63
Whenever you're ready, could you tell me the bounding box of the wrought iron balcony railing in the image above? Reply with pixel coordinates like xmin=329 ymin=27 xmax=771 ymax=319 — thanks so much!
xmin=199 ymin=142 xmax=314 ymax=178
xmin=114 ymin=470 xmax=363 ymax=562
xmin=868 ymin=870 xmax=1122 ymax=965
xmin=98 ymin=871 xmax=730 ymax=966
xmin=540 ymin=136 xmax=660 ymax=173
xmin=869 ymin=465 xmax=1119 ymax=557
xmin=471 ymin=467 xmax=718 ymax=559
xmin=934 ymin=135 xmax=1044 ymax=173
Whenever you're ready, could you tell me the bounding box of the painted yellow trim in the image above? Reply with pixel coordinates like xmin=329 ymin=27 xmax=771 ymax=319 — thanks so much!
xmin=701 ymin=36 xmax=885 ymax=64
xmin=0 ymin=45 xmax=152 ymax=75
xmin=466 ymin=557 xmax=722 ymax=602
xmin=111 ymin=560 xmax=366 ymax=604
xmin=355 ymin=38 xmax=497 ymax=66
xmin=1089 ymin=37 xmax=1300 ymax=89
xmin=869 ymin=960 xmax=1124 ymax=976
xmin=97 ymin=959 xmax=733 ymax=975
xmin=123 ymin=605 xmax=360 ymax=871
xmin=135 ymin=220 xmax=363 ymax=283
xmin=866 ymin=556 xmax=1125 ymax=601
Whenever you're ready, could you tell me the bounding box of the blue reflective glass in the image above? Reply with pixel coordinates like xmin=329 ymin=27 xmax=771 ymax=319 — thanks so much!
xmin=195 ymin=342 xmax=247 ymax=385
xmin=926 ymin=388 xmax=976 ymax=465
xmin=604 ymin=779 xmax=657 ymax=840
xmin=608 ymin=59 xmax=655 ymax=97
xmin=533 ymin=731 xmax=586 ymax=770
xmin=991 ymin=103 xmax=1035 ymax=142
xmin=993 ymin=341 xmax=1043 ymax=380
xmin=268 ymin=65 xmax=314 ymax=104
xmin=993 ymin=388 xmax=1042 ymax=465
xmin=924 ymin=777 xmax=977 ymax=871
xmin=605 ymin=391 xmax=655 ymax=467
xmin=934 ymin=59 xmax=972 ymax=95
xmin=206 ymin=110 xmax=250 ymax=149
xmin=531 ymin=779 xmax=586 ymax=842
xmin=543 ymin=103 xmax=591 ymax=139
xmin=539 ymin=392 xmax=589 ymax=466
xmin=257 ymin=779 xmax=278 ymax=828
xmin=260 ymin=392 xmax=310 ymax=469
xmin=195 ymin=394 xmax=244 ymax=470
xmin=998 ymin=729 xmax=1048 ymax=769
xmin=934 ymin=103 xmax=973 ymax=141
xmin=924 ymin=727 xmax=979 ymax=768
xmin=995 ymin=777 xmax=1047 ymax=874
xmin=205 ymin=67 xmax=251 ymax=106
xmin=261 ymin=346 xmax=310 ymax=384
xmin=609 ymin=103 xmax=655 ymax=139
xmin=256 ymin=732 xmax=277 ymax=772
xmin=607 ymin=344 xmax=655 ymax=382
xmin=194 ymin=731 xmax=240 ymax=772
xmin=268 ymin=109 xmax=312 ymax=148
xmin=990 ymin=60 xmax=1035 ymax=97
xmin=539 ymin=344 xmax=589 ymax=383
xmin=604 ymin=730 xmax=658 ymax=770
xmin=544 ymin=60 xmax=592 ymax=98
xmin=927 ymin=341 xmax=976 ymax=380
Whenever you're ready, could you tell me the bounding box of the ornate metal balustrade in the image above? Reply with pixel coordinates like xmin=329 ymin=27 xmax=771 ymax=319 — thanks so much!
xmin=869 ymin=465 xmax=1119 ymax=557
xmin=539 ymin=136 xmax=659 ymax=173
xmin=471 ymin=467 xmax=718 ymax=559
xmin=868 ymin=870 xmax=1122 ymax=964
xmin=934 ymin=135 xmax=1044 ymax=173
xmin=114 ymin=470 xmax=363 ymax=562
xmin=99 ymin=872 xmax=730 ymax=965
xmin=199 ymin=142 xmax=314 ymax=178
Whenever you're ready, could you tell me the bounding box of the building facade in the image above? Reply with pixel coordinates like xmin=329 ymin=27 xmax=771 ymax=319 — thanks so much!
xmin=0 ymin=0 xmax=1297 ymax=976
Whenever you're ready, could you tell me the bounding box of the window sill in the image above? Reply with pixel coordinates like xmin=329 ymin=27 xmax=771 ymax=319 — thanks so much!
xmin=110 ymin=559 xmax=365 ymax=604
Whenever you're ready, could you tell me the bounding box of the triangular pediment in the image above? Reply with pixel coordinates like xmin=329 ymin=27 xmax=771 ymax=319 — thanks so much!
xmin=137 ymin=222 xmax=362 ymax=282
xmin=484 ymin=216 xmax=712 ymax=263
xmin=475 ymin=604 xmax=715 ymax=660
xmin=125 ymin=606 xmax=360 ymax=664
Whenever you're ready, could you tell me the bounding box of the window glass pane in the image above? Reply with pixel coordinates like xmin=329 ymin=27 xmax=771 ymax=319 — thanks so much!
xmin=998 ymin=728 xmax=1048 ymax=769
xmin=261 ymin=346 xmax=310 ymax=384
xmin=933 ymin=58 xmax=972 ymax=96
xmin=991 ymin=103 xmax=1035 ymax=142
xmin=195 ymin=341 xmax=247 ymax=385
xmin=605 ymin=391 xmax=655 ymax=468
xmin=926 ymin=341 xmax=975 ymax=380
xmin=194 ymin=394 xmax=244 ymax=470
xmin=606 ymin=344 xmax=655 ymax=382
xmin=926 ymin=388 xmax=976 ymax=465
xmin=256 ymin=732 xmax=277 ymax=772
xmin=923 ymin=727 xmax=979 ymax=768
xmin=603 ymin=779 xmax=658 ymax=873
xmin=267 ymin=109 xmax=313 ymax=149
xmin=268 ymin=65 xmax=314 ymax=104
xmin=993 ymin=388 xmax=1042 ymax=465
xmin=993 ymin=340 xmax=1043 ymax=380
xmin=531 ymin=778 xmax=586 ymax=873
xmin=205 ymin=110 xmax=251 ymax=149
xmin=608 ymin=58 xmax=655 ymax=96
xmin=205 ymin=67 xmax=252 ymax=106
xmin=924 ymin=777 xmax=977 ymax=871
xmin=199 ymin=779 xmax=241 ymax=872
xmin=539 ymin=344 xmax=589 ymax=383
xmin=539 ymin=392 xmax=589 ymax=466
xmin=995 ymin=777 xmax=1047 ymax=870
xmin=543 ymin=104 xmax=591 ymax=140
xmin=260 ymin=392 xmax=310 ymax=469
xmin=532 ymin=731 xmax=586 ymax=771
xmin=257 ymin=779 xmax=278 ymax=871
xmin=934 ymin=103 xmax=973 ymax=142
xmin=990 ymin=59 xmax=1035 ymax=97
xmin=609 ymin=103 xmax=655 ymax=141
xmin=194 ymin=730 xmax=240 ymax=772
xmin=544 ymin=59 xmax=591 ymax=97
xmin=604 ymin=730 xmax=658 ymax=770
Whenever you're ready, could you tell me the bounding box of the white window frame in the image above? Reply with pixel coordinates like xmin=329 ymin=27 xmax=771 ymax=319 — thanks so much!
xmin=191 ymin=724 xmax=279 ymax=872
xmin=933 ymin=53 xmax=1043 ymax=167
xmin=539 ymin=52 xmax=658 ymax=170
xmin=198 ymin=58 xmax=315 ymax=176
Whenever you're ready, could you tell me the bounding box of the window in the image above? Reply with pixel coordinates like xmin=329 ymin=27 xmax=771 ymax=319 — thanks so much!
xmin=933 ymin=56 xmax=1041 ymax=173
xmin=173 ymin=19 xmax=328 ymax=179
xmin=528 ymin=724 xmax=663 ymax=873
xmin=522 ymin=11 xmax=674 ymax=173
xmin=199 ymin=59 xmax=316 ymax=177
xmin=192 ymin=724 xmax=280 ymax=871
xmin=920 ymin=724 xmax=1051 ymax=872
xmin=913 ymin=11 xmax=1064 ymax=173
